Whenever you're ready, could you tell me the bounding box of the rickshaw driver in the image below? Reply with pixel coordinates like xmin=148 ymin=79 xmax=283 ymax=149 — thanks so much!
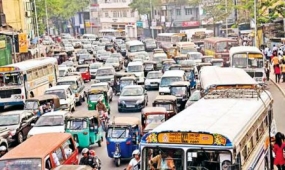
xmin=96 ymin=99 xmax=108 ymax=118
xmin=0 ymin=146 xmax=8 ymax=158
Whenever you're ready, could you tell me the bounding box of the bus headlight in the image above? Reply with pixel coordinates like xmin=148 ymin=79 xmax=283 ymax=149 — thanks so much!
xmin=14 ymin=95 xmax=21 ymax=99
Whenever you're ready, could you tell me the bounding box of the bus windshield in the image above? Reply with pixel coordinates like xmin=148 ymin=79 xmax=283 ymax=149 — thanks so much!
xmin=1 ymin=72 xmax=22 ymax=86
xmin=181 ymin=48 xmax=196 ymax=54
xmin=232 ymin=54 xmax=247 ymax=68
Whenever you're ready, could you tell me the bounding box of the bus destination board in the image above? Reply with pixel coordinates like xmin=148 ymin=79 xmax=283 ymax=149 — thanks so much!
xmin=157 ymin=132 xmax=214 ymax=145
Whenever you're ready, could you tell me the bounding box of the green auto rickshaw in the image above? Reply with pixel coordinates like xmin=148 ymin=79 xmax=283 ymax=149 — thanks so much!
xmin=65 ymin=111 xmax=103 ymax=148
xmin=87 ymin=88 xmax=111 ymax=114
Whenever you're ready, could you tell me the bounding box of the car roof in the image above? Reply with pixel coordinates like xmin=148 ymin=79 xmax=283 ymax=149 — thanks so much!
xmin=123 ymin=85 xmax=142 ymax=89
xmin=98 ymin=66 xmax=114 ymax=70
xmin=46 ymin=85 xmax=70 ymax=90
xmin=148 ymin=71 xmax=162 ymax=74
xmin=41 ymin=111 xmax=69 ymax=116
xmin=128 ymin=61 xmax=143 ymax=66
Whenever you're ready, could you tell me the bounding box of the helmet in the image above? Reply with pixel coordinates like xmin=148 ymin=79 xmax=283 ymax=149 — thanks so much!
xmin=89 ymin=150 xmax=96 ymax=157
xmin=132 ymin=149 xmax=140 ymax=155
xmin=81 ymin=148 xmax=89 ymax=154
xmin=0 ymin=146 xmax=6 ymax=151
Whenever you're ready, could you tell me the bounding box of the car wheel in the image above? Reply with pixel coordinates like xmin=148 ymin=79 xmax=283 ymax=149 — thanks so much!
xmin=17 ymin=132 xmax=24 ymax=144
xmin=118 ymin=108 xmax=122 ymax=112
xmin=0 ymin=106 xmax=4 ymax=111
xmin=78 ymin=97 xmax=82 ymax=106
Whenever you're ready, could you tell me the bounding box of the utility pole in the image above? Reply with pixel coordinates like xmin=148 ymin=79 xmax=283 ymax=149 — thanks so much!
xmin=33 ymin=0 xmax=40 ymax=57
xmin=225 ymin=0 xmax=228 ymax=37
xmin=45 ymin=0 xmax=49 ymax=35
xmin=150 ymin=0 xmax=154 ymax=38
xmin=89 ymin=0 xmax=93 ymax=34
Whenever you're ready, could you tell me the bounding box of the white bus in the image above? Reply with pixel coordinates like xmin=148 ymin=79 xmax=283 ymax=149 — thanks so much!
xmin=0 ymin=57 xmax=58 ymax=110
xmin=229 ymin=46 xmax=266 ymax=86
xmin=141 ymin=68 xmax=276 ymax=170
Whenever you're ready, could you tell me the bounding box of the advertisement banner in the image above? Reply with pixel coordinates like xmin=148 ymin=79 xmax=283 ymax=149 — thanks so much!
xmin=19 ymin=33 xmax=28 ymax=53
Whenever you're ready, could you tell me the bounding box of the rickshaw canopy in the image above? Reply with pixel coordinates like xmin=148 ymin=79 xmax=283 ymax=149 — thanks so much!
xmin=88 ymin=88 xmax=108 ymax=94
xmin=162 ymin=59 xmax=176 ymax=64
xmin=25 ymin=94 xmax=60 ymax=108
xmin=153 ymin=49 xmax=164 ymax=54
xmin=174 ymin=55 xmax=188 ymax=59
xmin=169 ymin=81 xmax=190 ymax=87
xmin=66 ymin=110 xmax=99 ymax=119
xmin=121 ymin=76 xmax=137 ymax=81
xmin=111 ymin=117 xmax=140 ymax=126
xmin=143 ymin=61 xmax=157 ymax=65
xmin=154 ymin=95 xmax=177 ymax=103
xmin=142 ymin=107 xmax=167 ymax=115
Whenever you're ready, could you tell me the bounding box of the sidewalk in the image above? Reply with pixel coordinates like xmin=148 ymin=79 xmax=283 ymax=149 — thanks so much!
xmin=270 ymin=71 xmax=285 ymax=97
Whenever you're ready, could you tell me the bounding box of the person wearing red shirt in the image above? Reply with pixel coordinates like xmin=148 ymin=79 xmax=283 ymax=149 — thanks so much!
xmin=273 ymin=132 xmax=285 ymax=169
xmin=274 ymin=64 xmax=281 ymax=83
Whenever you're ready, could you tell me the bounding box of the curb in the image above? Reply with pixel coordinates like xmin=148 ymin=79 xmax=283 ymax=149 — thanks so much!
xmin=270 ymin=79 xmax=285 ymax=98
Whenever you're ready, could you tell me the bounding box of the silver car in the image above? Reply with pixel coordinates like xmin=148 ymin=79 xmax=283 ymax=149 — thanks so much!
xmin=185 ymin=90 xmax=201 ymax=108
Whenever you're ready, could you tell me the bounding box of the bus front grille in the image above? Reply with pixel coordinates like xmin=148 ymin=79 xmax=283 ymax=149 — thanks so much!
xmin=0 ymin=89 xmax=21 ymax=98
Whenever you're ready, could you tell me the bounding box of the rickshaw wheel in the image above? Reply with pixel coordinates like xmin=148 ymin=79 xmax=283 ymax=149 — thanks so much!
xmin=101 ymin=136 xmax=103 ymax=142
xmin=115 ymin=158 xmax=121 ymax=167
xmin=108 ymin=109 xmax=111 ymax=115
xmin=98 ymin=139 xmax=101 ymax=147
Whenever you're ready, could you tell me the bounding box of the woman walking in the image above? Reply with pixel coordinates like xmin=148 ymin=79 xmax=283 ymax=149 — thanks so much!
xmin=273 ymin=132 xmax=285 ymax=169
xmin=274 ymin=64 xmax=281 ymax=83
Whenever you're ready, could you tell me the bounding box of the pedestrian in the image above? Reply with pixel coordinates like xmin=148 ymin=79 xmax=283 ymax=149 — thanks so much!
xmin=267 ymin=49 xmax=273 ymax=63
xmin=281 ymin=61 xmax=285 ymax=82
xmin=265 ymin=61 xmax=270 ymax=81
xmin=273 ymin=44 xmax=278 ymax=52
xmin=273 ymin=132 xmax=285 ymax=170
xmin=272 ymin=52 xmax=280 ymax=67
xmin=274 ymin=64 xmax=281 ymax=83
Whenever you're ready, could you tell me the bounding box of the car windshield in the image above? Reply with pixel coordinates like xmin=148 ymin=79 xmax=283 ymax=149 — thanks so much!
xmin=107 ymin=127 xmax=129 ymax=139
xmin=0 ymin=72 xmax=22 ymax=86
xmin=66 ymin=120 xmax=87 ymax=130
xmin=181 ymin=60 xmax=196 ymax=67
xmin=146 ymin=41 xmax=156 ymax=46
xmin=59 ymin=70 xmax=66 ymax=77
xmin=121 ymin=87 xmax=143 ymax=96
xmin=146 ymin=114 xmax=165 ymax=124
xmin=0 ymin=159 xmax=42 ymax=170
xmin=77 ymin=50 xmax=88 ymax=54
xmin=90 ymin=64 xmax=102 ymax=69
xmin=129 ymin=45 xmax=145 ymax=52
xmin=79 ymin=55 xmax=89 ymax=60
xmin=24 ymin=101 xmax=38 ymax=110
xmin=181 ymin=48 xmax=196 ymax=54
xmin=153 ymin=56 xmax=167 ymax=62
xmin=212 ymin=61 xmax=223 ymax=67
xmin=106 ymin=58 xmax=119 ymax=63
xmin=128 ymin=65 xmax=143 ymax=72
xmin=57 ymin=81 xmax=77 ymax=90
xmin=35 ymin=115 xmax=64 ymax=127
xmin=189 ymin=53 xmax=202 ymax=60
xmin=65 ymin=43 xmax=73 ymax=47
xmin=121 ymin=80 xmax=134 ymax=86
xmin=156 ymin=103 xmax=173 ymax=111
xmin=171 ymin=86 xmax=187 ymax=96
xmin=45 ymin=89 xmax=66 ymax=99
xmin=160 ymin=77 xmax=182 ymax=87
xmin=147 ymin=72 xmax=162 ymax=79
xmin=101 ymin=52 xmax=110 ymax=56
xmin=0 ymin=114 xmax=20 ymax=126
xmin=97 ymin=69 xmax=113 ymax=76
xmin=110 ymin=54 xmax=121 ymax=58
xmin=88 ymin=93 xmax=103 ymax=102
xmin=190 ymin=91 xmax=201 ymax=101
xmin=77 ymin=67 xmax=88 ymax=72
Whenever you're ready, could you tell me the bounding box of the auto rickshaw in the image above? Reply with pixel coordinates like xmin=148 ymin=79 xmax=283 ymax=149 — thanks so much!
xmin=152 ymin=95 xmax=178 ymax=117
xmin=114 ymin=72 xmax=137 ymax=95
xmin=153 ymin=48 xmax=164 ymax=54
xmin=169 ymin=81 xmax=191 ymax=110
xmin=141 ymin=107 xmax=169 ymax=134
xmin=87 ymin=88 xmax=110 ymax=114
xmin=65 ymin=111 xmax=103 ymax=148
xmin=143 ymin=61 xmax=157 ymax=76
xmin=106 ymin=117 xmax=141 ymax=167
xmin=166 ymin=47 xmax=177 ymax=59
xmin=201 ymin=55 xmax=214 ymax=63
xmin=119 ymin=76 xmax=138 ymax=93
xmin=211 ymin=58 xmax=224 ymax=67
xmin=169 ymin=64 xmax=181 ymax=71
xmin=105 ymin=43 xmax=114 ymax=51
xmin=24 ymin=95 xmax=61 ymax=116
xmin=162 ymin=59 xmax=176 ymax=73
xmin=174 ymin=55 xmax=188 ymax=64
xmin=196 ymin=62 xmax=212 ymax=73
xmin=76 ymin=64 xmax=91 ymax=82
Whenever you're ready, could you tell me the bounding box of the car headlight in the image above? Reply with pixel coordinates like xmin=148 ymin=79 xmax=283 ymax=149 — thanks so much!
xmin=136 ymin=99 xmax=144 ymax=104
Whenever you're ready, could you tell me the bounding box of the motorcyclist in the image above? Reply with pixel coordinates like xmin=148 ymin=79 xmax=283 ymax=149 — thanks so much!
xmin=96 ymin=99 xmax=108 ymax=117
xmin=0 ymin=145 xmax=8 ymax=158
xmin=89 ymin=150 xmax=101 ymax=170
xmin=79 ymin=148 xmax=97 ymax=168
xmin=126 ymin=149 xmax=141 ymax=170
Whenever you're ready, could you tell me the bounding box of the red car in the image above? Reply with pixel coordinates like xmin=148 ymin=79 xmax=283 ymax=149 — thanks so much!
xmin=76 ymin=65 xmax=91 ymax=82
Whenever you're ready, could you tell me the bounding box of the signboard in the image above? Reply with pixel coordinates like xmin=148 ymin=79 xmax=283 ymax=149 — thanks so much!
xmin=136 ymin=21 xmax=143 ymax=28
xmin=0 ymin=40 xmax=6 ymax=49
xmin=248 ymin=53 xmax=263 ymax=58
xmin=182 ymin=21 xmax=200 ymax=27
xmin=234 ymin=53 xmax=263 ymax=58
xmin=157 ymin=132 xmax=214 ymax=145
xmin=19 ymin=33 xmax=28 ymax=53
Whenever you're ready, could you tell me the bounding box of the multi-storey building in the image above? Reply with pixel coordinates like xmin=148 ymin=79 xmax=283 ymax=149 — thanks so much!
xmin=98 ymin=0 xmax=139 ymax=38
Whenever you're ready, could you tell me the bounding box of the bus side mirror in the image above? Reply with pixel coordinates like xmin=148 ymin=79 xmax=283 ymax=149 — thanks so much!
xmin=23 ymin=74 xmax=27 ymax=81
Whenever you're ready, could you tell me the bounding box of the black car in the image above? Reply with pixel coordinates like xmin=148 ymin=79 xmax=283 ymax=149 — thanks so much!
xmin=0 ymin=110 xmax=38 ymax=144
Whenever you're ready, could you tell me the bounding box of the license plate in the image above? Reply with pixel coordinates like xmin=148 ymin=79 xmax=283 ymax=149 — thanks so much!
xmin=126 ymin=105 xmax=135 ymax=107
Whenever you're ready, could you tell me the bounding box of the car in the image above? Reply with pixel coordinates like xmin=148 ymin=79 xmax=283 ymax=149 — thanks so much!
xmin=185 ymin=90 xmax=201 ymax=108
xmin=62 ymin=43 xmax=74 ymax=55
xmin=95 ymin=66 xmax=116 ymax=86
xmin=143 ymin=38 xmax=157 ymax=52
xmin=144 ymin=71 xmax=162 ymax=90
xmin=118 ymin=85 xmax=148 ymax=112
xmin=78 ymin=54 xmax=93 ymax=65
xmin=97 ymin=51 xmax=111 ymax=62
xmin=27 ymin=111 xmax=69 ymax=138
xmin=105 ymin=57 xmax=122 ymax=71
xmin=91 ymin=82 xmax=114 ymax=102
xmin=71 ymin=39 xmax=82 ymax=48
xmin=0 ymin=110 xmax=38 ymax=144
xmin=118 ymin=44 xmax=127 ymax=56
xmin=133 ymin=52 xmax=150 ymax=62
xmin=90 ymin=62 xmax=104 ymax=79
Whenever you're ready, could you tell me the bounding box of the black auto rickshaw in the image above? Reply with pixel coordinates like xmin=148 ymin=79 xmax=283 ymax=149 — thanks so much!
xmin=169 ymin=64 xmax=181 ymax=71
xmin=24 ymin=94 xmax=61 ymax=116
xmin=152 ymin=95 xmax=178 ymax=118
xmin=143 ymin=61 xmax=157 ymax=76
xmin=114 ymin=72 xmax=137 ymax=95
xmin=105 ymin=43 xmax=114 ymax=51
xmin=169 ymin=81 xmax=191 ymax=110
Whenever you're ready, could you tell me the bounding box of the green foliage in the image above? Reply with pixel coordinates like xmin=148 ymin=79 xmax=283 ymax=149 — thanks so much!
xmin=129 ymin=0 xmax=160 ymax=14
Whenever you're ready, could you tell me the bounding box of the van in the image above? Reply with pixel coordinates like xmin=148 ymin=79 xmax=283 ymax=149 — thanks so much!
xmin=57 ymin=76 xmax=86 ymax=105
xmin=159 ymin=70 xmax=186 ymax=95
xmin=126 ymin=40 xmax=145 ymax=61
xmin=44 ymin=85 xmax=76 ymax=112
xmin=126 ymin=61 xmax=144 ymax=84
xmin=0 ymin=133 xmax=79 ymax=170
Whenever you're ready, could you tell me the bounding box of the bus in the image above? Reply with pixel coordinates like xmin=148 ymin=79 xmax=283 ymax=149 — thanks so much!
xmin=229 ymin=46 xmax=266 ymax=86
xmin=176 ymin=42 xmax=197 ymax=57
xmin=141 ymin=67 xmax=276 ymax=170
xmin=0 ymin=57 xmax=58 ymax=110
xmin=204 ymin=37 xmax=239 ymax=66
xmin=156 ymin=33 xmax=187 ymax=48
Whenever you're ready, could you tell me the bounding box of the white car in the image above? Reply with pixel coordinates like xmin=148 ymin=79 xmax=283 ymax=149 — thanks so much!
xmin=144 ymin=71 xmax=162 ymax=90
xmin=90 ymin=62 xmax=104 ymax=79
xmin=27 ymin=111 xmax=69 ymax=138
xmin=126 ymin=61 xmax=144 ymax=84
xmin=91 ymin=82 xmax=113 ymax=102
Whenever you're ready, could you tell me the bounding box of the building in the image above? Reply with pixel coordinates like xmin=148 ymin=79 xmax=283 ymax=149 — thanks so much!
xmin=2 ymin=0 xmax=34 ymax=36
xmin=98 ymin=0 xmax=139 ymax=38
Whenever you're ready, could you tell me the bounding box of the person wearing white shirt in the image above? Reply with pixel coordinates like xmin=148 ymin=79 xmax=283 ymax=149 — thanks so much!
xmin=273 ymin=45 xmax=278 ymax=52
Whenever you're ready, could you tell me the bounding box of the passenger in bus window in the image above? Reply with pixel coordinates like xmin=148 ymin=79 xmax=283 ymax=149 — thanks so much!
xmin=149 ymin=151 xmax=175 ymax=170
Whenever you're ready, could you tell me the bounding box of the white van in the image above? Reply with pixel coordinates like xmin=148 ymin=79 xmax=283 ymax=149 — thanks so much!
xmin=27 ymin=111 xmax=69 ymax=138
xmin=57 ymin=76 xmax=86 ymax=105
xmin=126 ymin=40 xmax=145 ymax=61
xmin=127 ymin=61 xmax=144 ymax=84
xmin=44 ymin=85 xmax=76 ymax=112
xmin=159 ymin=70 xmax=186 ymax=95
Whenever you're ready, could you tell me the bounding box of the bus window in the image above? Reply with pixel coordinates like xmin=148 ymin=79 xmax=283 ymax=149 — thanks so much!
xmin=216 ymin=42 xmax=227 ymax=52
xmin=232 ymin=54 xmax=247 ymax=68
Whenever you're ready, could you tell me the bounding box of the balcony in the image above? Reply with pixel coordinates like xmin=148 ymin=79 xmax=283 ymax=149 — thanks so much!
xmin=99 ymin=0 xmax=132 ymax=9
xmin=100 ymin=17 xmax=137 ymax=23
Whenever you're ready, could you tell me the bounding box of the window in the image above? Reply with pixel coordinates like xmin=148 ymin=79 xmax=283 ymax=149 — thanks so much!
xmin=62 ymin=139 xmax=75 ymax=159
xmin=27 ymin=71 xmax=32 ymax=81
xmin=45 ymin=157 xmax=52 ymax=169
xmin=255 ymin=129 xmax=259 ymax=141
xmin=259 ymin=122 xmax=264 ymax=135
xmin=131 ymin=12 xmax=134 ymax=17
xmin=123 ymin=11 xmax=127 ymax=17
xmin=54 ymin=148 xmax=64 ymax=163
xmin=105 ymin=12 xmax=108 ymax=17
xmin=38 ymin=68 xmax=43 ymax=77
xmin=185 ymin=8 xmax=192 ymax=15
xmin=113 ymin=11 xmax=119 ymax=18
xmin=48 ymin=66 xmax=53 ymax=74
xmin=242 ymin=146 xmax=248 ymax=160
xmin=42 ymin=66 xmax=48 ymax=74
xmin=32 ymin=70 xmax=38 ymax=79
xmin=264 ymin=115 xmax=269 ymax=126
xmin=176 ymin=9 xmax=181 ymax=16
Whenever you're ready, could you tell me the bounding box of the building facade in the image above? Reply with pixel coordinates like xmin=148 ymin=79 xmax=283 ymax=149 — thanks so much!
xmin=98 ymin=0 xmax=139 ymax=38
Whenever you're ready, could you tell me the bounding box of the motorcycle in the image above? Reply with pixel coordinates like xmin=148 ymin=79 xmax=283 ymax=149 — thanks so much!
xmin=99 ymin=111 xmax=109 ymax=132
